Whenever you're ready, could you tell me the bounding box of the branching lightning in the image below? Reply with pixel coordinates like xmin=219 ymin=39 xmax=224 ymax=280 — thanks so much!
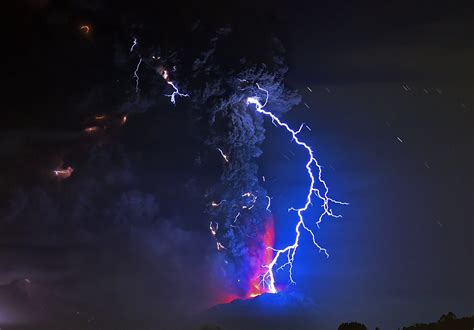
xmin=159 ymin=69 xmax=189 ymax=105
xmin=165 ymin=80 xmax=189 ymax=105
xmin=128 ymin=40 xmax=187 ymax=105
xmin=245 ymin=83 xmax=348 ymax=294
xmin=123 ymin=33 xmax=344 ymax=296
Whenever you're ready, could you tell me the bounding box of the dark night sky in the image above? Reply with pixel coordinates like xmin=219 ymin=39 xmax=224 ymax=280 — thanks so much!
xmin=2 ymin=1 xmax=473 ymax=329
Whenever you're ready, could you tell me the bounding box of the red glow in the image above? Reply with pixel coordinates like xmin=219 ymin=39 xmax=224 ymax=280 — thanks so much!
xmin=53 ymin=166 xmax=74 ymax=180
xmin=245 ymin=216 xmax=276 ymax=299
xmin=84 ymin=126 xmax=100 ymax=133
xmin=216 ymin=216 xmax=278 ymax=305
xmin=217 ymin=294 xmax=240 ymax=305
xmin=80 ymin=25 xmax=91 ymax=34
xmin=121 ymin=115 xmax=128 ymax=125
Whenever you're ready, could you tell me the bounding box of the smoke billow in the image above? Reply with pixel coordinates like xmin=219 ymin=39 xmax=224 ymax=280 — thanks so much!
xmin=122 ymin=24 xmax=301 ymax=295
xmin=1 ymin=1 xmax=301 ymax=325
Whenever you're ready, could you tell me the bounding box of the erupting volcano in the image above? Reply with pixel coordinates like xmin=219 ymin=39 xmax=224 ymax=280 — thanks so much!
xmin=247 ymin=216 xmax=277 ymax=298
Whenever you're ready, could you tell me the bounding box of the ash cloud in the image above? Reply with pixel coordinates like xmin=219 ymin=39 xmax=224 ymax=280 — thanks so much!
xmin=119 ymin=22 xmax=301 ymax=293
xmin=0 ymin=141 xmax=229 ymax=326
xmin=2 ymin=0 xmax=301 ymax=326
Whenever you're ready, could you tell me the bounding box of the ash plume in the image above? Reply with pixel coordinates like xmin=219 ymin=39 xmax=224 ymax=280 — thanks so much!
xmin=121 ymin=24 xmax=301 ymax=294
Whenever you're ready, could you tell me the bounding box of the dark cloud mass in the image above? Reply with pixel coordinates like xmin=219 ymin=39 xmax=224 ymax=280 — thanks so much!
xmin=2 ymin=0 xmax=303 ymax=327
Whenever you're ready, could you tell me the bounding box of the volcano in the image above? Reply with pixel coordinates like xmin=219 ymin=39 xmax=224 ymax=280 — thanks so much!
xmin=199 ymin=291 xmax=330 ymax=330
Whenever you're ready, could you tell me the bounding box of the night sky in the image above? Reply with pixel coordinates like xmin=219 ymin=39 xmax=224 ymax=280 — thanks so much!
xmin=2 ymin=1 xmax=473 ymax=329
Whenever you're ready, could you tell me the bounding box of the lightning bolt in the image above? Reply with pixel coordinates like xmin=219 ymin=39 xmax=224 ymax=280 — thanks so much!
xmin=133 ymin=57 xmax=142 ymax=96
xmin=125 ymin=34 xmax=343 ymax=293
xmin=129 ymin=44 xmax=187 ymax=105
xmin=245 ymin=83 xmax=347 ymax=294
xmin=241 ymin=192 xmax=258 ymax=210
xmin=159 ymin=69 xmax=189 ymax=105
xmin=130 ymin=37 xmax=137 ymax=53
xmin=217 ymin=148 xmax=230 ymax=162
xmin=211 ymin=200 xmax=227 ymax=207
xmin=210 ymin=221 xmax=226 ymax=251
xmin=233 ymin=212 xmax=241 ymax=223
xmin=165 ymin=81 xmax=189 ymax=105
xmin=265 ymin=195 xmax=272 ymax=212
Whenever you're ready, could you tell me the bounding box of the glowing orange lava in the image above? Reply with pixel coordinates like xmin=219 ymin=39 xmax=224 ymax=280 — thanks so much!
xmin=79 ymin=25 xmax=91 ymax=34
xmin=53 ymin=166 xmax=74 ymax=180
xmin=120 ymin=115 xmax=128 ymax=125
xmin=214 ymin=217 xmax=279 ymax=305
xmin=245 ymin=216 xmax=276 ymax=299
xmin=84 ymin=126 xmax=100 ymax=133
xmin=218 ymin=294 xmax=240 ymax=305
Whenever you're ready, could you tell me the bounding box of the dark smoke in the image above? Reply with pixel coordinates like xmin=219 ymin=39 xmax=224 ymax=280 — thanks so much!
xmin=122 ymin=24 xmax=301 ymax=293
xmin=1 ymin=0 xmax=301 ymax=325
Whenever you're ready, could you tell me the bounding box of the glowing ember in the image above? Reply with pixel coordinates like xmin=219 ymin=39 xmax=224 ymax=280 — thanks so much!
xmin=161 ymin=69 xmax=169 ymax=81
xmin=79 ymin=25 xmax=91 ymax=34
xmin=84 ymin=126 xmax=100 ymax=133
xmin=121 ymin=115 xmax=128 ymax=125
xmin=211 ymin=200 xmax=226 ymax=207
xmin=209 ymin=221 xmax=226 ymax=251
xmin=53 ymin=166 xmax=74 ymax=179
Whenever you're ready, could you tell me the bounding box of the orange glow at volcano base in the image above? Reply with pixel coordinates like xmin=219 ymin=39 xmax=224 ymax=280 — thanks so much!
xmin=217 ymin=216 xmax=278 ymax=305
xmin=245 ymin=216 xmax=277 ymax=299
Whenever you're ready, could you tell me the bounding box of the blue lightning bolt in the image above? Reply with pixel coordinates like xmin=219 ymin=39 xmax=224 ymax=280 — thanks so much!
xmin=265 ymin=195 xmax=272 ymax=212
xmin=217 ymin=148 xmax=230 ymax=162
xmin=245 ymin=83 xmax=347 ymax=294
xmin=160 ymin=69 xmax=189 ymax=105
xmin=165 ymin=81 xmax=189 ymax=105
xmin=130 ymin=37 xmax=138 ymax=53
xmin=133 ymin=57 xmax=142 ymax=96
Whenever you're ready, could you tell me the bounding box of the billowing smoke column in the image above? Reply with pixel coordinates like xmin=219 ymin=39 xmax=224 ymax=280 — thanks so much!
xmin=122 ymin=25 xmax=344 ymax=299
xmin=189 ymin=63 xmax=302 ymax=297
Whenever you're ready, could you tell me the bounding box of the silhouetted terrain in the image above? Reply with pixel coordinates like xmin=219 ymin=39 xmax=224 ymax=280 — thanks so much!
xmin=200 ymin=291 xmax=328 ymax=330
xmin=337 ymin=322 xmax=367 ymax=330
xmin=402 ymin=312 xmax=474 ymax=330
xmin=335 ymin=312 xmax=474 ymax=330
xmin=1 ymin=278 xmax=473 ymax=330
